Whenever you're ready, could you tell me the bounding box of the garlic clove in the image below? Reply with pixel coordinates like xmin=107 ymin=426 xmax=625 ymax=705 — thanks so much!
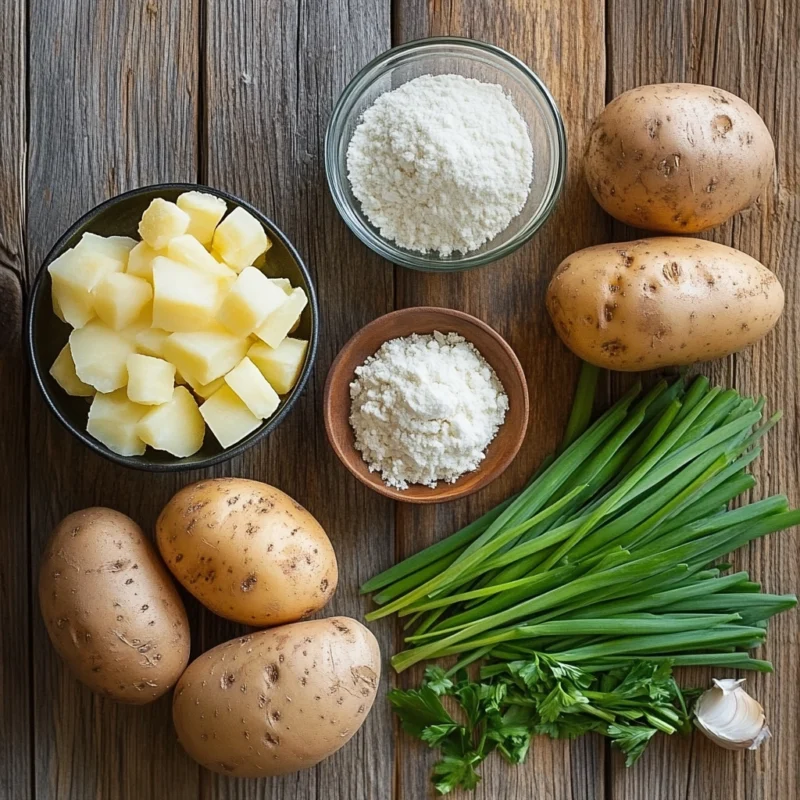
xmin=694 ymin=678 xmax=771 ymax=751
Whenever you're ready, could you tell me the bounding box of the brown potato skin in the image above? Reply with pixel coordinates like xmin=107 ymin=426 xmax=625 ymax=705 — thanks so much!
xmin=546 ymin=237 xmax=784 ymax=371
xmin=38 ymin=507 xmax=190 ymax=704
xmin=585 ymin=83 xmax=775 ymax=232
xmin=172 ymin=617 xmax=381 ymax=777
xmin=156 ymin=478 xmax=337 ymax=626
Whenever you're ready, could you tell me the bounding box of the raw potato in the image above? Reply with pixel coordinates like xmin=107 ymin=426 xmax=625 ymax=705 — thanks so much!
xmin=167 ymin=234 xmax=237 ymax=286
xmin=39 ymin=508 xmax=190 ymax=703
xmin=156 ymin=478 xmax=337 ymax=626
xmin=78 ymin=233 xmax=137 ymax=264
xmin=49 ymin=343 xmax=94 ymax=397
xmin=546 ymin=237 xmax=784 ymax=371
xmin=584 ymin=83 xmax=775 ymax=233
xmin=172 ymin=618 xmax=380 ymax=777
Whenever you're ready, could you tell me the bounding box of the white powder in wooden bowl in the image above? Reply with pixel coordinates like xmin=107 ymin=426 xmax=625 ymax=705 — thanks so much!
xmin=349 ymin=331 xmax=509 ymax=490
xmin=346 ymin=73 xmax=534 ymax=256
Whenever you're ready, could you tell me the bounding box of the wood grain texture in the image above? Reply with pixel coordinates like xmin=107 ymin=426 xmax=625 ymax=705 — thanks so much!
xmin=201 ymin=1 xmax=394 ymax=799
xmin=0 ymin=0 xmax=30 ymax=797
xmin=393 ymin=1 xmax=609 ymax=798
xmin=26 ymin=1 xmax=202 ymax=798
xmin=605 ymin=1 xmax=800 ymax=799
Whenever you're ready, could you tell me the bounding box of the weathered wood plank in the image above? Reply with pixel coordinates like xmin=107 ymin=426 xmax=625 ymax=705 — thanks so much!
xmin=0 ymin=0 xmax=30 ymax=797
xmin=605 ymin=1 xmax=800 ymax=799
xmin=393 ymin=1 xmax=609 ymax=798
xmin=201 ymin=1 xmax=394 ymax=798
xmin=26 ymin=2 xmax=203 ymax=798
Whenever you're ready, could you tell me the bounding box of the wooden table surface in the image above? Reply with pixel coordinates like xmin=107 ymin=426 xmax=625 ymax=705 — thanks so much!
xmin=1 ymin=1 xmax=798 ymax=798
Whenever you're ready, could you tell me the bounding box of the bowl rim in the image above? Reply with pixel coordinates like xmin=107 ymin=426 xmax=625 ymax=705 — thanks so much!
xmin=323 ymin=306 xmax=530 ymax=504
xmin=324 ymin=35 xmax=568 ymax=272
xmin=25 ymin=181 xmax=320 ymax=473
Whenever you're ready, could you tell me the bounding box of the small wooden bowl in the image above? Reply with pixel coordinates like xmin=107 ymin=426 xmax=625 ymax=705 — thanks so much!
xmin=324 ymin=307 xmax=529 ymax=504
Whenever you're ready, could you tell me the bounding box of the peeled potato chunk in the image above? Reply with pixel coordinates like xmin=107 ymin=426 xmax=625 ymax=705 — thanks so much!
xmin=87 ymin=390 xmax=148 ymax=456
xmin=176 ymin=191 xmax=227 ymax=246
xmin=49 ymin=343 xmax=94 ymax=397
xmin=164 ymin=330 xmax=249 ymax=386
xmin=92 ymin=272 xmax=153 ymax=331
xmin=136 ymin=386 xmax=205 ymax=457
xmin=254 ymin=287 xmax=307 ymax=348
xmin=270 ymin=277 xmax=292 ymax=294
xmin=224 ymin=357 xmax=280 ymax=419
xmin=185 ymin=374 xmax=225 ymax=400
xmin=78 ymin=233 xmax=137 ymax=265
xmin=49 ymin=248 xmax=124 ymax=329
xmin=126 ymin=240 xmax=163 ymax=281
xmin=69 ymin=320 xmax=135 ymax=393
xmin=199 ymin=384 xmax=261 ymax=448
xmin=138 ymin=198 xmax=190 ymax=250
xmin=211 ymin=207 xmax=270 ymax=272
xmin=216 ymin=266 xmax=287 ymax=337
xmin=151 ymin=256 xmax=222 ymax=332
xmin=248 ymin=337 xmax=308 ymax=394
xmin=167 ymin=234 xmax=237 ymax=286
xmin=126 ymin=354 xmax=175 ymax=406
xmin=134 ymin=327 xmax=170 ymax=359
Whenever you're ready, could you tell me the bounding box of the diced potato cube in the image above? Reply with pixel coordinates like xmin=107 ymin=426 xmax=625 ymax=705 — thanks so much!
xmin=167 ymin=234 xmax=237 ymax=286
xmin=136 ymin=386 xmax=205 ymax=457
xmin=163 ymin=330 xmax=249 ymax=386
xmin=225 ymin=357 xmax=280 ymax=419
xmin=49 ymin=247 xmax=124 ymax=328
xmin=248 ymin=337 xmax=308 ymax=394
xmin=49 ymin=343 xmax=95 ymax=397
xmin=253 ymin=287 xmax=307 ymax=348
xmin=77 ymin=233 xmax=137 ymax=265
xmin=186 ymin=374 xmax=225 ymax=400
xmin=92 ymin=272 xmax=153 ymax=331
xmin=151 ymin=256 xmax=222 ymax=332
xmin=176 ymin=191 xmax=227 ymax=246
xmin=51 ymin=290 xmax=67 ymax=323
xmin=199 ymin=385 xmax=262 ymax=448
xmin=134 ymin=327 xmax=171 ymax=358
xmin=126 ymin=241 xmax=163 ymax=281
xmin=216 ymin=266 xmax=287 ymax=337
xmin=69 ymin=320 xmax=135 ymax=393
xmin=126 ymin=354 xmax=175 ymax=405
xmin=211 ymin=207 xmax=270 ymax=272
xmin=87 ymin=390 xmax=148 ymax=456
xmin=270 ymin=277 xmax=293 ymax=294
xmin=138 ymin=198 xmax=190 ymax=249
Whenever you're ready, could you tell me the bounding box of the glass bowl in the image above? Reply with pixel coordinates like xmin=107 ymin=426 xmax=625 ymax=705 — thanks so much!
xmin=325 ymin=37 xmax=567 ymax=272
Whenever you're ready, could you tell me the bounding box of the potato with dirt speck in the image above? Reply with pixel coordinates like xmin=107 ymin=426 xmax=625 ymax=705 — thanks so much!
xmin=156 ymin=478 xmax=337 ymax=626
xmin=38 ymin=507 xmax=190 ymax=704
xmin=172 ymin=617 xmax=380 ymax=777
xmin=546 ymin=237 xmax=784 ymax=371
xmin=584 ymin=83 xmax=775 ymax=233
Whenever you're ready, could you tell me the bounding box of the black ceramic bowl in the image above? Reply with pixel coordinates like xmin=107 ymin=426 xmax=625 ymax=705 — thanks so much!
xmin=26 ymin=183 xmax=319 ymax=472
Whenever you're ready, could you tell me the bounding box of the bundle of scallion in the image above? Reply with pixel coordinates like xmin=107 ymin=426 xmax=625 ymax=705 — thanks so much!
xmin=361 ymin=367 xmax=798 ymax=793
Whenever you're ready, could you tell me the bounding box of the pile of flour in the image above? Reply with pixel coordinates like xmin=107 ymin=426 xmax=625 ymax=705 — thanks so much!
xmin=349 ymin=331 xmax=509 ymax=490
xmin=346 ymin=74 xmax=534 ymax=256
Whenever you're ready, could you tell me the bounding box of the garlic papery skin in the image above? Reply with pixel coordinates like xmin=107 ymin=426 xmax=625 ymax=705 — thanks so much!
xmin=694 ymin=678 xmax=771 ymax=751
